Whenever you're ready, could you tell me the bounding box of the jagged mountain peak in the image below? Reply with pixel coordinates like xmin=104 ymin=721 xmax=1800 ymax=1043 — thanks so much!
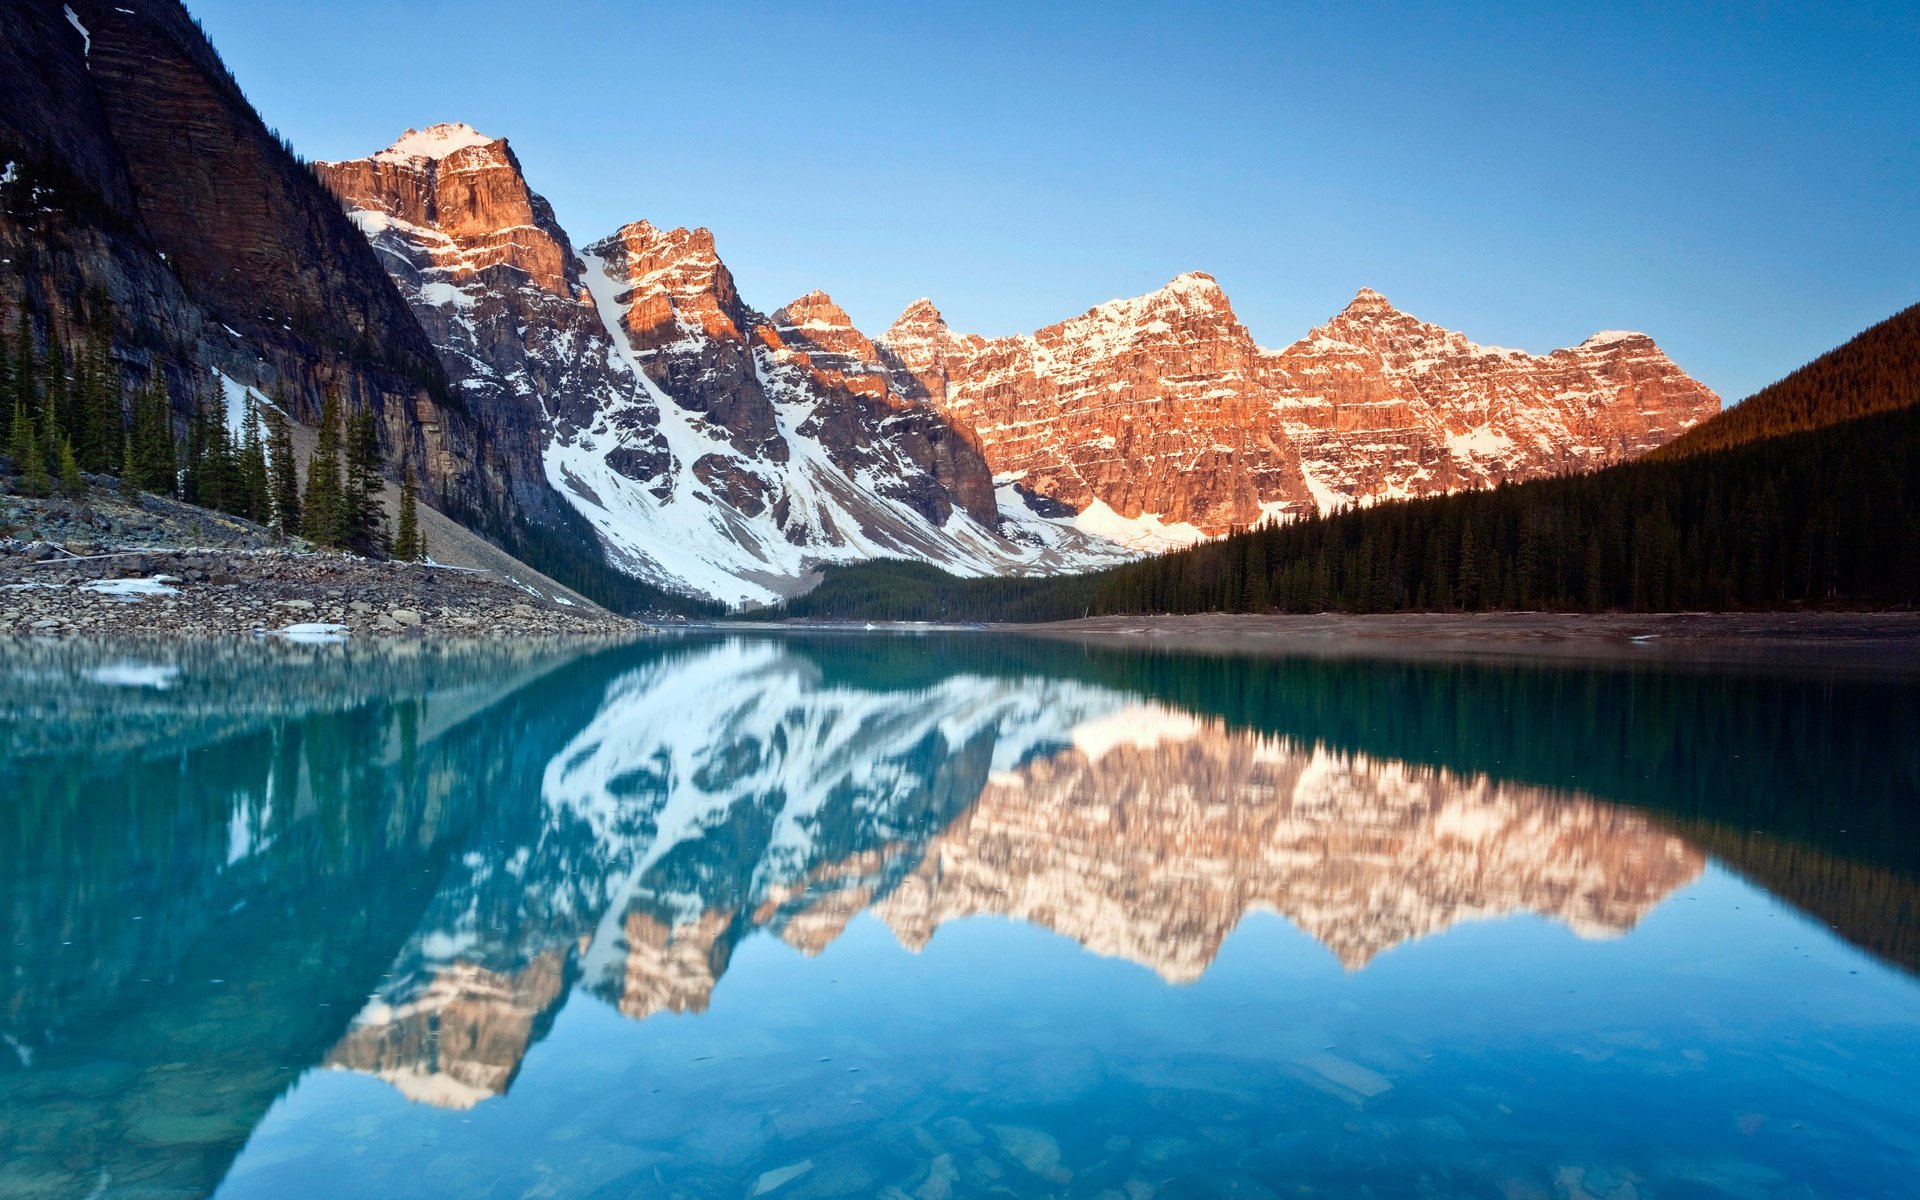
xmin=1043 ymin=272 xmax=1242 ymax=355
xmin=1162 ymin=270 xmax=1228 ymax=299
xmin=1578 ymin=328 xmax=1654 ymax=351
xmin=1343 ymin=286 xmax=1397 ymax=315
xmin=886 ymin=297 xmax=952 ymax=339
xmin=1084 ymin=270 xmax=1235 ymax=324
xmin=318 ymin=115 xmax=1719 ymax=601
xmin=772 ymin=290 xmax=855 ymax=331
xmin=606 ymin=220 xmax=719 ymax=257
xmin=374 ymin=123 xmax=501 ymax=162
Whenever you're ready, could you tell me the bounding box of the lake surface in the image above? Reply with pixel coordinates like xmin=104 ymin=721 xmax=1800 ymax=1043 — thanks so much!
xmin=2 ymin=632 xmax=1916 ymax=1200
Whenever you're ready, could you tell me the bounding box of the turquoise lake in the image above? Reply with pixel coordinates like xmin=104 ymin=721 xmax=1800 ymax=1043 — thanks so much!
xmin=2 ymin=633 xmax=1916 ymax=1199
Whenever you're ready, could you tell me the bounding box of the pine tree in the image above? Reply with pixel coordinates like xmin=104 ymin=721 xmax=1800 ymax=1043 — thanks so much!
xmin=128 ymin=379 xmax=176 ymax=497
xmin=345 ymin=403 xmax=386 ymax=553
xmin=40 ymin=336 xmax=68 ymax=455
xmin=238 ymin=404 xmax=270 ymax=523
xmin=264 ymin=395 xmax=300 ymax=537
xmin=17 ymin=414 xmax=50 ymax=497
xmin=184 ymin=380 xmax=210 ymax=504
xmin=0 ymin=319 xmax=13 ymax=443
xmin=7 ymin=398 xmax=36 ymax=483
xmin=81 ymin=327 xmax=121 ymax=472
xmin=185 ymin=377 xmax=241 ymax=515
xmin=118 ymin=431 xmax=140 ymax=500
xmin=393 ymin=463 xmax=424 ymax=562
xmin=11 ymin=311 xmax=34 ymax=423
xmin=58 ymin=438 xmax=86 ymax=500
xmin=301 ymin=388 xmax=347 ymax=548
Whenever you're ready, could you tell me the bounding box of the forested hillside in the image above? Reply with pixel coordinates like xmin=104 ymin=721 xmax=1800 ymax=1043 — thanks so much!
xmin=1651 ymin=302 xmax=1919 ymax=459
xmin=770 ymin=307 xmax=1920 ymax=621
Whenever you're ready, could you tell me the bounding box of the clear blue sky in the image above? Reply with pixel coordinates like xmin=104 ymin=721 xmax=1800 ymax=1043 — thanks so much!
xmin=193 ymin=0 xmax=1917 ymax=403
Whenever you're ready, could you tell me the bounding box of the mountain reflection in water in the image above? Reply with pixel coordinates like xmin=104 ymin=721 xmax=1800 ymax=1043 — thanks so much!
xmin=1 ymin=633 xmax=1915 ymax=1200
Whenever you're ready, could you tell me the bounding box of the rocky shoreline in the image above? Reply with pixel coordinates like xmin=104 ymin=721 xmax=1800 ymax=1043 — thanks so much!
xmin=1 ymin=494 xmax=644 ymax=642
xmin=1017 ymin=610 xmax=1920 ymax=673
xmin=1 ymin=542 xmax=643 ymax=640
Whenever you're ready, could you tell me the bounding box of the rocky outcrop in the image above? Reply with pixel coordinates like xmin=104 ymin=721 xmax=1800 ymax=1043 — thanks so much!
xmin=773 ymin=289 xmax=999 ymax=525
xmin=883 ymin=275 xmax=1311 ymax=537
xmin=1264 ymin=288 xmax=1722 ymax=513
xmin=880 ymin=278 xmax=1722 ymax=541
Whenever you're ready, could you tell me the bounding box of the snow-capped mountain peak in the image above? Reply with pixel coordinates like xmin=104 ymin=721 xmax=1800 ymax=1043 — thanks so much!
xmin=376 ymin=122 xmax=499 ymax=162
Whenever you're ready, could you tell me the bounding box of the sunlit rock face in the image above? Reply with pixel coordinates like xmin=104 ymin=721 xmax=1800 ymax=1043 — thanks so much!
xmin=325 ymin=645 xmax=1703 ymax=1107
xmin=315 ymin=126 xmax=671 ymax=532
xmin=585 ymin=218 xmax=1002 ymax=521
xmin=1261 ymin=289 xmax=1723 ymax=515
xmin=881 ymin=275 xmax=1312 ymax=538
xmin=321 ymin=128 xmax=1129 ymax=606
xmin=320 ymin=121 xmax=1718 ymax=593
xmin=879 ymin=281 xmax=1721 ymax=543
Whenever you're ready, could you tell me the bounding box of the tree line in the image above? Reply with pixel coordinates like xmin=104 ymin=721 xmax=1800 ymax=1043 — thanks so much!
xmin=1 ymin=310 xmax=424 ymax=560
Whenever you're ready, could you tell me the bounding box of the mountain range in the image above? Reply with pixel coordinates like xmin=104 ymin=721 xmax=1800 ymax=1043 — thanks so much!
xmin=0 ymin=0 xmax=1722 ymax=612
xmin=313 ymin=123 xmax=1718 ymax=604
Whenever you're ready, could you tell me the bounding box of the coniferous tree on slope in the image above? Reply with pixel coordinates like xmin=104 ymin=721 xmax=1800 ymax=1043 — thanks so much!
xmin=0 ymin=314 xmax=10 ymax=426
xmin=393 ymin=463 xmax=425 ymax=563
xmin=58 ymin=439 xmax=86 ymax=501
xmin=11 ymin=311 xmax=34 ymax=427
xmin=8 ymin=400 xmax=46 ymax=496
xmin=79 ymin=320 xmax=122 ymax=473
xmin=238 ymin=405 xmax=271 ymax=524
xmin=40 ymin=337 xmax=67 ymax=464
xmin=184 ymin=378 xmax=232 ymax=513
xmin=125 ymin=379 xmax=177 ymax=497
xmin=344 ymin=403 xmax=387 ymax=554
xmin=301 ymin=388 xmax=347 ymax=548
xmin=264 ymin=394 xmax=300 ymax=537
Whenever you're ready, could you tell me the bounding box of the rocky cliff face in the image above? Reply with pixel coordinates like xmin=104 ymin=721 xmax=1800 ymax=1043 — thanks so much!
xmin=322 ymin=129 xmax=1133 ymax=606
xmin=314 ymin=127 xmax=670 ymax=541
xmin=1263 ymin=289 xmax=1722 ymax=518
xmin=880 ymin=278 xmax=1722 ymax=544
xmin=0 ymin=2 xmax=480 ymax=507
xmin=883 ymin=275 xmax=1313 ymax=541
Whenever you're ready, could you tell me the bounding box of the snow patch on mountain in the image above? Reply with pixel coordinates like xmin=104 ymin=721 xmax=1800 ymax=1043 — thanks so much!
xmin=546 ymin=246 xmax=1133 ymax=607
xmin=1072 ymin=500 xmax=1210 ymax=552
xmin=378 ymin=123 xmax=496 ymax=161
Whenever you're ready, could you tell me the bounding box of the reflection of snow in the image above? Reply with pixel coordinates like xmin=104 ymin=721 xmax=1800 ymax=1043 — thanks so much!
xmin=1069 ymin=704 xmax=1206 ymax=763
xmin=328 ymin=636 xmax=1709 ymax=1116
xmin=82 ymin=662 xmax=180 ymax=690
xmin=269 ymin=623 xmax=350 ymax=644
xmin=536 ymin=639 xmax=1126 ymax=982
